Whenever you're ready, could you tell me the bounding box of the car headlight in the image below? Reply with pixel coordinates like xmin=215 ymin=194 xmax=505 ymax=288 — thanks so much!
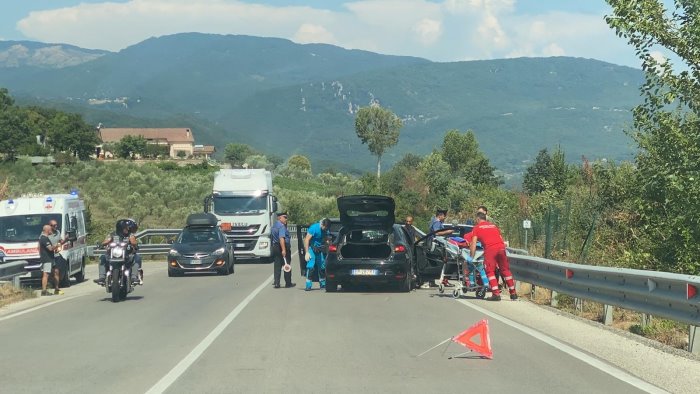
xmin=169 ymin=249 xmax=181 ymax=257
xmin=212 ymin=247 xmax=225 ymax=256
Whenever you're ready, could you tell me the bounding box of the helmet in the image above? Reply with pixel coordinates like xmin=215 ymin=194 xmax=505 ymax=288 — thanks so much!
xmin=116 ymin=218 xmax=138 ymax=234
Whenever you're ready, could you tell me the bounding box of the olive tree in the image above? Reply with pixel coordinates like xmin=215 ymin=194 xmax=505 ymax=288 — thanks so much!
xmin=354 ymin=105 xmax=402 ymax=184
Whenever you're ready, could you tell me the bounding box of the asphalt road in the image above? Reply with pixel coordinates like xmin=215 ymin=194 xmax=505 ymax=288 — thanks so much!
xmin=1 ymin=254 xmax=699 ymax=394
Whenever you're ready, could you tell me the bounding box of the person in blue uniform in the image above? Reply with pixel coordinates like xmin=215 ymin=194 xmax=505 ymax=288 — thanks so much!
xmin=303 ymin=218 xmax=331 ymax=291
xmin=271 ymin=212 xmax=295 ymax=288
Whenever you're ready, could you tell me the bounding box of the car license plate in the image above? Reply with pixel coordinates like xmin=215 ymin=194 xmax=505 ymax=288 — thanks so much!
xmin=190 ymin=259 xmax=202 ymax=265
xmin=236 ymin=243 xmax=246 ymax=248
xmin=351 ymin=269 xmax=378 ymax=276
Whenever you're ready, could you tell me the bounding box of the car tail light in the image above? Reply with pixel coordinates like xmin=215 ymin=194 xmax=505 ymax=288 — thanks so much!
xmin=329 ymin=244 xmax=337 ymax=253
xmin=394 ymin=245 xmax=406 ymax=253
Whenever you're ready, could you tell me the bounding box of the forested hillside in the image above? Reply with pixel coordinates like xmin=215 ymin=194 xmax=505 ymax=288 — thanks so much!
xmin=0 ymin=33 xmax=644 ymax=176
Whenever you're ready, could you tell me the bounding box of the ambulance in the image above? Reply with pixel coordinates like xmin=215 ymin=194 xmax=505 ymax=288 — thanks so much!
xmin=0 ymin=193 xmax=89 ymax=285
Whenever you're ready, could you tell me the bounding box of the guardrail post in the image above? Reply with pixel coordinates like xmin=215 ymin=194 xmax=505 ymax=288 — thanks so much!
xmin=13 ymin=275 xmax=20 ymax=288
xmin=689 ymin=326 xmax=700 ymax=355
xmin=641 ymin=313 xmax=652 ymax=328
xmin=575 ymin=298 xmax=583 ymax=313
xmin=603 ymin=304 xmax=614 ymax=326
xmin=550 ymin=290 xmax=558 ymax=307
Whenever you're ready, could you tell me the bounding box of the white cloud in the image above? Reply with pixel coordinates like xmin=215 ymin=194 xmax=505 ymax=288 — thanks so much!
xmin=293 ymin=24 xmax=337 ymax=44
xmin=13 ymin=0 xmax=641 ymax=67
xmin=413 ymin=18 xmax=442 ymax=45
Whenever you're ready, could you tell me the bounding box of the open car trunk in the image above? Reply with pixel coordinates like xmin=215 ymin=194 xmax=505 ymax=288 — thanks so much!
xmin=339 ymin=243 xmax=392 ymax=259
xmin=338 ymin=229 xmax=393 ymax=259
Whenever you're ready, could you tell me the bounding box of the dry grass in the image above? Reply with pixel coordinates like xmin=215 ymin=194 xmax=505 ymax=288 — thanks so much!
xmin=518 ymin=282 xmax=689 ymax=350
xmin=0 ymin=283 xmax=35 ymax=308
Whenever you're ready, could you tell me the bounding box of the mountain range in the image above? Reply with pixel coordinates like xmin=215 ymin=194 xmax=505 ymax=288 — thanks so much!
xmin=0 ymin=33 xmax=645 ymax=179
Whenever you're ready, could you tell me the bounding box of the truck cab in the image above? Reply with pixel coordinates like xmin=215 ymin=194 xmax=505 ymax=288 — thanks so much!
xmin=204 ymin=169 xmax=278 ymax=263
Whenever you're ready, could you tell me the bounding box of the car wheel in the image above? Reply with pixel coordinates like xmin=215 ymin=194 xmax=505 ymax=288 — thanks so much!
xmin=59 ymin=261 xmax=71 ymax=288
xmin=168 ymin=269 xmax=181 ymax=277
xmin=325 ymin=280 xmax=338 ymax=292
xmin=74 ymin=257 xmax=86 ymax=283
xmin=401 ymin=273 xmax=412 ymax=293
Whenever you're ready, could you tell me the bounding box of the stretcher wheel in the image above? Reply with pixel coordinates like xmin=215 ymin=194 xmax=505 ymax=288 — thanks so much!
xmin=476 ymin=288 xmax=486 ymax=299
xmin=452 ymin=289 xmax=460 ymax=299
xmin=438 ymin=284 xmax=444 ymax=293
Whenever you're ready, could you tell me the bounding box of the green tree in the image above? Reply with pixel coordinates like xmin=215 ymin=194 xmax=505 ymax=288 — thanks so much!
xmin=0 ymin=107 xmax=33 ymax=160
xmin=606 ymin=0 xmax=700 ymax=274
xmin=46 ymin=111 xmax=100 ymax=160
xmin=440 ymin=129 xmax=500 ymax=186
xmin=115 ymin=135 xmax=148 ymax=159
xmin=354 ymin=105 xmax=402 ymax=184
xmin=287 ymin=154 xmax=312 ymax=172
xmin=224 ymin=143 xmax=255 ymax=167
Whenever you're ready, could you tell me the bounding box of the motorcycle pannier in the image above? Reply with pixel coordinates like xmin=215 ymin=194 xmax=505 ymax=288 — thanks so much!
xmin=186 ymin=213 xmax=218 ymax=227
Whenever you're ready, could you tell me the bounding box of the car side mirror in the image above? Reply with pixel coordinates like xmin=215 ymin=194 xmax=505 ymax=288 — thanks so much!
xmin=67 ymin=229 xmax=78 ymax=242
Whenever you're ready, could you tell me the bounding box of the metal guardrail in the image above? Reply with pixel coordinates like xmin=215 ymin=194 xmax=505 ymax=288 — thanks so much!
xmin=506 ymin=249 xmax=700 ymax=353
xmin=0 ymin=260 xmax=28 ymax=287
xmin=91 ymin=229 xmax=181 ymax=257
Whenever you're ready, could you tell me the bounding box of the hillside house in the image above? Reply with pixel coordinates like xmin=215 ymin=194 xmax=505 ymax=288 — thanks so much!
xmin=99 ymin=128 xmax=195 ymax=158
xmin=193 ymin=145 xmax=216 ymax=160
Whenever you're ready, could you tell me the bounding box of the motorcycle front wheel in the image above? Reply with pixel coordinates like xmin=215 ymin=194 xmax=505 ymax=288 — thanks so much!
xmin=111 ymin=271 xmax=121 ymax=303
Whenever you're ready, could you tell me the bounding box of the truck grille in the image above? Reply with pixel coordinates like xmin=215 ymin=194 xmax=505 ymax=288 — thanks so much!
xmin=230 ymin=225 xmax=261 ymax=235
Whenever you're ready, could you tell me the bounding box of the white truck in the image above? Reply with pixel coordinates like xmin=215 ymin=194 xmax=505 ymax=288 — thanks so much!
xmin=204 ymin=169 xmax=279 ymax=263
xmin=0 ymin=193 xmax=89 ymax=285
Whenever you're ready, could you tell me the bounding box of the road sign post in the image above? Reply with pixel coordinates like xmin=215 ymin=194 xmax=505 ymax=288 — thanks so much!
xmin=523 ymin=219 xmax=531 ymax=250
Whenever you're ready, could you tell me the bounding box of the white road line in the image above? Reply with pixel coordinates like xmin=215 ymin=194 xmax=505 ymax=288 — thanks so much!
xmin=0 ymin=295 xmax=84 ymax=322
xmin=145 ymin=247 xmax=299 ymax=394
xmin=456 ymin=299 xmax=669 ymax=394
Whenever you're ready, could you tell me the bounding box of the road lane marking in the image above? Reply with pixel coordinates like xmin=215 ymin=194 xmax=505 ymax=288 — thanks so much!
xmin=0 ymin=295 xmax=85 ymax=322
xmin=456 ymin=299 xmax=668 ymax=394
xmin=146 ymin=273 xmax=275 ymax=394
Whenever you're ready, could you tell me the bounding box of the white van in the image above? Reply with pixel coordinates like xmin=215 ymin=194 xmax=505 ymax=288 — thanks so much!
xmin=0 ymin=193 xmax=89 ymax=285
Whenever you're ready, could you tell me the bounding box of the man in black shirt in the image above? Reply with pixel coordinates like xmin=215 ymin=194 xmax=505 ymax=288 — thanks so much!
xmin=39 ymin=224 xmax=63 ymax=296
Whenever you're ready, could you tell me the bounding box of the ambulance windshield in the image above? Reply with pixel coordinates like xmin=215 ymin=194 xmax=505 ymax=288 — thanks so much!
xmin=0 ymin=214 xmax=62 ymax=243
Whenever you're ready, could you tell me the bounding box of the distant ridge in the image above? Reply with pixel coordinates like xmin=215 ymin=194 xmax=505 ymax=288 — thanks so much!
xmin=0 ymin=33 xmax=644 ymax=176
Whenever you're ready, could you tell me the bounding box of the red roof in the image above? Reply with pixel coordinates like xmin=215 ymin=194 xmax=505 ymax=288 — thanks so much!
xmin=99 ymin=128 xmax=195 ymax=144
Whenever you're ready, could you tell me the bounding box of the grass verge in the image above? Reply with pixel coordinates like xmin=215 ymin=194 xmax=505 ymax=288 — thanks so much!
xmin=518 ymin=282 xmax=689 ymax=351
xmin=0 ymin=283 xmax=36 ymax=308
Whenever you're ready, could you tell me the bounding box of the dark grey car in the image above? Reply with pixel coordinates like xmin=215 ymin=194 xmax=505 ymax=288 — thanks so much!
xmin=168 ymin=214 xmax=235 ymax=276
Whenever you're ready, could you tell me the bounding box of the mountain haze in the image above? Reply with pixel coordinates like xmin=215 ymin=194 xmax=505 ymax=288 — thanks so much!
xmin=0 ymin=33 xmax=644 ymax=176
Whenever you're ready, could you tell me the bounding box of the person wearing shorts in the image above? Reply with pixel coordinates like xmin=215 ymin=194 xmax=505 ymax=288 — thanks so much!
xmin=39 ymin=224 xmax=63 ymax=296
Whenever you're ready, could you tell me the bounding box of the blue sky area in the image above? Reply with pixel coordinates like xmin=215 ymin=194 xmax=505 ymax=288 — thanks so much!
xmin=0 ymin=0 xmax=660 ymax=68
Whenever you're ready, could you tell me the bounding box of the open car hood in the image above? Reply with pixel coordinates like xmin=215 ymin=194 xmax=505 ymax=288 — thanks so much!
xmin=337 ymin=195 xmax=395 ymax=231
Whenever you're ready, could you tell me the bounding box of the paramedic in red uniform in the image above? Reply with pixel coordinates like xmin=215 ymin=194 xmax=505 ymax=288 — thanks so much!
xmin=468 ymin=211 xmax=518 ymax=301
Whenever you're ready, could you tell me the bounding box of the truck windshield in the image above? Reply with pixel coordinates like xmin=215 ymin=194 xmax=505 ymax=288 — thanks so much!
xmin=213 ymin=196 xmax=267 ymax=215
xmin=0 ymin=214 xmax=62 ymax=243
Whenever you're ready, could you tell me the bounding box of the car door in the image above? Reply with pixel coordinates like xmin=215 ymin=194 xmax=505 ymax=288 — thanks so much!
xmin=414 ymin=233 xmax=443 ymax=280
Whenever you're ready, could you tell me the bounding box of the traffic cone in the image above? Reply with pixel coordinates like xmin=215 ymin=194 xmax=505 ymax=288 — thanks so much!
xmin=452 ymin=319 xmax=492 ymax=359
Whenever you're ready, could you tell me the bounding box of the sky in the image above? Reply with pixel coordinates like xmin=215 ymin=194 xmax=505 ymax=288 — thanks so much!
xmin=0 ymin=0 xmax=651 ymax=68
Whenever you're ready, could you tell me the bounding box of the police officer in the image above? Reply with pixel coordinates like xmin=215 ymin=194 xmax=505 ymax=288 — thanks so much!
xmin=303 ymin=218 xmax=331 ymax=291
xmin=271 ymin=212 xmax=295 ymax=288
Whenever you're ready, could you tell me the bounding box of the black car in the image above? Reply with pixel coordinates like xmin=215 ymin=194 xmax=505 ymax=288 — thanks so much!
xmin=325 ymin=195 xmax=415 ymax=292
xmin=168 ymin=213 xmax=235 ymax=277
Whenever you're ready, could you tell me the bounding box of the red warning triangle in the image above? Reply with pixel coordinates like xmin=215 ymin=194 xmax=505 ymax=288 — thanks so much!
xmin=452 ymin=319 xmax=493 ymax=359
